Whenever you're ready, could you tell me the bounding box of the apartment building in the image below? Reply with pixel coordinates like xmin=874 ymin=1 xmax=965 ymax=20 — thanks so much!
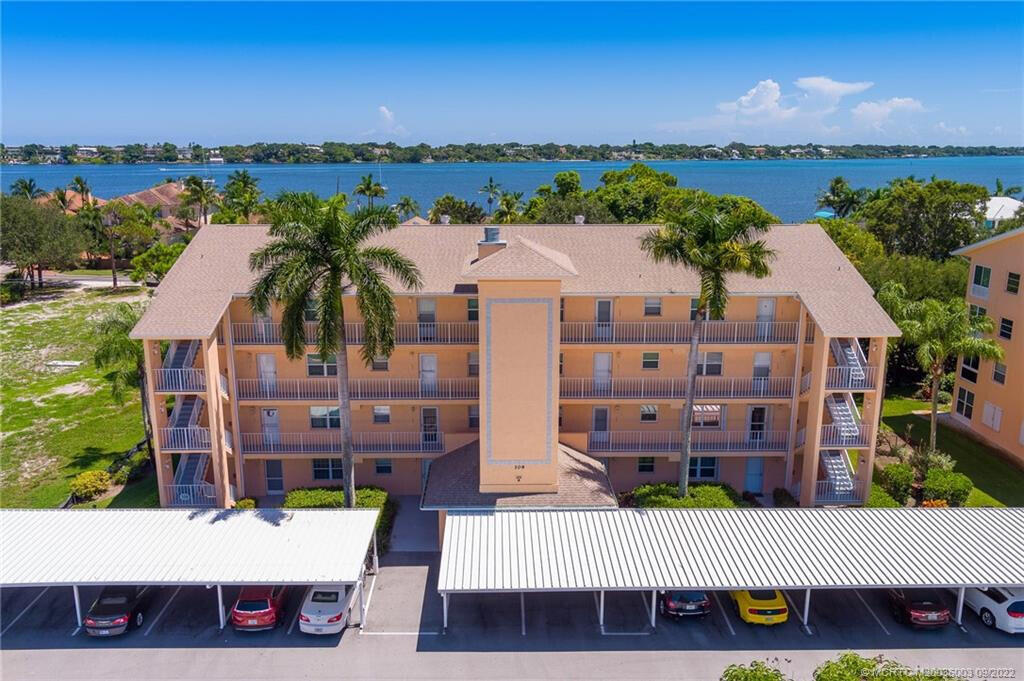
xmin=130 ymin=221 xmax=898 ymax=513
xmin=951 ymin=227 xmax=1024 ymax=462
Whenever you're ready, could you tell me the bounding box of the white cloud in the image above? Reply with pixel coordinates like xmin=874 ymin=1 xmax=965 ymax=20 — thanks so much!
xmin=936 ymin=121 xmax=969 ymax=136
xmin=794 ymin=76 xmax=873 ymax=101
xmin=717 ymin=79 xmax=797 ymax=120
xmin=362 ymin=105 xmax=409 ymax=138
xmin=850 ymin=97 xmax=924 ymax=130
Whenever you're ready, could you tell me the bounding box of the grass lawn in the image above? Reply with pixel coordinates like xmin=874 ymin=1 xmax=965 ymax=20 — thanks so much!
xmin=59 ymin=268 xmax=131 ymax=278
xmin=882 ymin=391 xmax=1023 ymax=507
xmin=1 ymin=286 xmax=153 ymax=508
xmin=75 ymin=472 xmax=160 ymax=509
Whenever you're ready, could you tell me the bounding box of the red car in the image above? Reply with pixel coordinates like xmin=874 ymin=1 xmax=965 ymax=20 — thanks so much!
xmin=230 ymin=586 xmax=289 ymax=631
xmin=887 ymin=588 xmax=951 ymax=628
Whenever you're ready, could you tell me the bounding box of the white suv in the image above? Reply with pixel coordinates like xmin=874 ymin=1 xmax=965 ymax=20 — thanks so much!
xmin=961 ymin=587 xmax=1024 ymax=634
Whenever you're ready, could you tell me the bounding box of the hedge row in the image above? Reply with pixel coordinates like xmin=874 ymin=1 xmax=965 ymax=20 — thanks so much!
xmin=878 ymin=462 xmax=913 ymax=504
xmin=631 ymin=482 xmax=750 ymax=509
xmin=923 ymin=469 xmax=972 ymax=507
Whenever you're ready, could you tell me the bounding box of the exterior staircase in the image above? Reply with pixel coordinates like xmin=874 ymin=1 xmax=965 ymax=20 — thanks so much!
xmin=825 ymin=393 xmax=861 ymax=440
xmin=164 ymin=339 xmax=199 ymax=370
xmin=818 ymin=449 xmax=854 ymax=492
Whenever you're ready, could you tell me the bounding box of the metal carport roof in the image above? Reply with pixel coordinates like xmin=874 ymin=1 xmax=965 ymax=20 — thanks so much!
xmin=438 ymin=507 xmax=1024 ymax=593
xmin=0 ymin=508 xmax=380 ymax=587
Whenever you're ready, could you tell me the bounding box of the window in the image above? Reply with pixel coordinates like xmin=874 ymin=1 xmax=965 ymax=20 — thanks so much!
xmin=637 ymin=457 xmax=655 ymax=473
xmin=468 ymin=352 xmax=479 ymax=377
xmin=375 ymin=459 xmax=393 ymax=475
xmin=373 ymin=406 xmax=391 ymax=424
xmin=981 ymin=402 xmax=1003 ymax=432
xmin=692 ymin=404 xmax=723 ymax=429
xmin=640 ymin=405 xmax=658 ymax=422
xmin=312 ymin=458 xmax=344 ymax=480
xmin=307 ymin=353 xmax=338 ymax=377
xmin=310 ymin=406 xmax=340 ymax=429
xmin=696 ymin=352 xmax=723 ymax=376
xmin=467 ymin=298 xmax=479 ymax=321
xmin=468 ymin=405 xmax=480 ymax=429
xmin=642 ymin=352 xmax=660 ymax=370
xmin=993 ymin=362 xmax=1007 ymax=385
xmin=690 ymin=299 xmax=722 ymax=321
xmin=688 ymin=457 xmax=717 ymax=480
xmin=960 ymin=355 xmax=979 ymax=383
xmin=371 ymin=355 xmax=389 ymax=371
xmin=1008 ymin=272 xmax=1021 ymax=295
xmin=644 ymin=297 xmax=662 ymax=317
xmin=972 ymin=265 xmax=991 ymax=298
xmin=304 ymin=298 xmax=318 ymax=322
xmin=969 ymin=304 xmax=987 ymax=319
xmin=955 ymin=387 xmax=975 ymax=420
xmin=999 ymin=317 xmax=1013 ymax=340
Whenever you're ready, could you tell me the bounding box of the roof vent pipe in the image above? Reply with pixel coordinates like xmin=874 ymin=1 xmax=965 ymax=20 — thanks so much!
xmin=483 ymin=226 xmax=500 ymax=243
xmin=440 ymin=214 xmax=451 ymax=225
xmin=574 ymin=214 xmax=585 ymax=225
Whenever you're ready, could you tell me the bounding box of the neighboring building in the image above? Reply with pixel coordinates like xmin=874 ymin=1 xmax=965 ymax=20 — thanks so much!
xmin=34 ymin=190 xmax=106 ymax=214
xmin=951 ymin=227 xmax=1024 ymax=462
xmin=115 ymin=181 xmax=198 ymax=236
xmin=130 ymin=222 xmax=897 ymax=518
xmin=400 ymin=216 xmax=430 ymax=226
xmin=983 ymin=196 xmax=1023 ymax=231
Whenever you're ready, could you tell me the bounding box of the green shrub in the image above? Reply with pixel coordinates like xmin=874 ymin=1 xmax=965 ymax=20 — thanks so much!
xmin=112 ymin=468 xmax=130 ymax=485
xmin=939 ymin=373 xmax=956 ymax=393
xmin=878 ymin=463 xmax=913 ymax=503
xmin=923 ymin=469 xmax=973 ymax=507
xmin=0 ymin=281 xmax=26 ymax=305
xmin=70 ymin=470 xmax=111 ymax=501
xmin=771 ymin=487 xmax=799 ymax=507
xmin=721 ymin=660 xmax=789 ymax=681
xmin=936 ymin=390 xmax=952 ymax=406
xmin=283 ymin=486 xmax=346 ymax=508
xmin=282 ymin=486 xmax=397 ymax=548
xmin=865 ymin=482 xmax=900 ymax=508
xmin=632 ymin=482 xmax=745 ymax=509
xmin=813 ymin=651 xmax=952 ymax=680
xmin=234 ymin=497 xmax=257 ymax=509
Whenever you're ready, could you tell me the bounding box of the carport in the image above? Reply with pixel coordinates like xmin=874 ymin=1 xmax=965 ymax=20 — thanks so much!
xmin=0 ymin=508 xmax=380 ymax=630
xmin=437 ymin=507 xmax=1024 ymax=633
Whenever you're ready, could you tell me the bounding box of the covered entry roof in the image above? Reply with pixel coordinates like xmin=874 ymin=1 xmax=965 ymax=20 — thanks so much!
xmin=0 ymin=508 xmax=379 ymax=587
xmin=438 ymin=508 xmax=1024 ymax=593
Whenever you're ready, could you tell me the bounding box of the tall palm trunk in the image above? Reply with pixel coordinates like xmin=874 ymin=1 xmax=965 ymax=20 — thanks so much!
xmin=138 ymin=364 xmax=155 ymax=462
xmin=679 ymin=309 xmax=704 ymax=496
xmin=109 ymin=235 xmax=119 ymax=289
xmin=335 ymin=318 xmax=356 ymax=508
xmin=929 ymin=369 xmax=940 ymax=453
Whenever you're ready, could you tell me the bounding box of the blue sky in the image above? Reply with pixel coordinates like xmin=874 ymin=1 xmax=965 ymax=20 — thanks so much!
xmin=2 ymin=2 xmax=1022 ymax=146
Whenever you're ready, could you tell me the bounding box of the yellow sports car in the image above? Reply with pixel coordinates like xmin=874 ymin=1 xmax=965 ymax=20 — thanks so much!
xmin=729 ymin=590 xmax=789 ymax=625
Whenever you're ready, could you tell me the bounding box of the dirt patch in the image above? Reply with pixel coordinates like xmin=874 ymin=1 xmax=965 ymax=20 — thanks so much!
xmin=16 ymin=453 xmax=60 ymax=484
xmin=32 ymin=381 xmax=98 ymax=406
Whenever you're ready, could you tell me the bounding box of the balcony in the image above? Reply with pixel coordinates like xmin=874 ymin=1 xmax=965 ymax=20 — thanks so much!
xmin=159 ymin=427 xmax=212 ymax=451
xmin=814 ymin=477 xmax=866 ymax=505
xmin=154 ymin=369 xmax=206 ymax=393
xmin=587 ymin=430 xmax=789 ymax=453
xmin=236 ymin=378 xmax=479 ymax=401
xmin=825 ymin=366 xmax=879 ymax=391
xmin=164 ymin=483 xmax=217 ymax=508
xmin=231 ymin=322 xmax=478 ymax=346
xmin=560 ymin=376 xmax=793 ymax=400
xmin=820 ymin=424 xmax=871 ymax=448
xmin=560 ymin=321 xmax=798 ymax=345
xmin=240 ymin=431 xmax=444 ymax=455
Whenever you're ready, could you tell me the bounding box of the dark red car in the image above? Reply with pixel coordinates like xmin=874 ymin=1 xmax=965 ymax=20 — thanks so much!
xmin=887 ymin=588 xmax=951 ymax=628
xmin=230 ymin=586 xmax=289 ymax=631
xmin=659 ymin=590 xmax=712 ymax=618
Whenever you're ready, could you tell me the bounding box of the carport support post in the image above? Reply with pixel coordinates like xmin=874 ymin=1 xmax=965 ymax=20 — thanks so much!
xmin=372 ymin=532 xmax=379 ymax=574
xmin=217 ymin=585 xmax=225 ymax=630
xmin=599 ymin=590 xmax=605 ymax=628
xmin=442 ymin=593 xmax=449 ymax=631
xmin=520 ymin=592 xmax=526 ymax=636
xmin=359 ymin=576 xmax=367 ymax=630
xmin=73 ymin=585 xmax=82 ymax=626
xmin=650 ymin=591 xmax=656 ymax=628
xmin=955 ymin=587 xmax=965 ymax=626
xmin=802 ymin=589 xmax=811 ymax=626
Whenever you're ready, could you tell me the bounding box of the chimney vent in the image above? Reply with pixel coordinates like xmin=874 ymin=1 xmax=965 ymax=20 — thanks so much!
xmin=483 ymin=226 xmax=500 ymax=243
xmin=573 ymin=214 xmax=585 ymax=225
xmin=440 ymin=214 xmax=451 ymax=225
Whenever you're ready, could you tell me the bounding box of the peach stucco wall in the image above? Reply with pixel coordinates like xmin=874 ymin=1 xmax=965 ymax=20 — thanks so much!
xmin=605 ymin=455 xmax=785 ymax=497
xmin=242 ymin=456 xmax=422 ymax=498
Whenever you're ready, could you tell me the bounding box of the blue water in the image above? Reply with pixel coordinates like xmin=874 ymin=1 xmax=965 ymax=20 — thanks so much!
xmin=3 ymin=157 xmax=1022 ymax=223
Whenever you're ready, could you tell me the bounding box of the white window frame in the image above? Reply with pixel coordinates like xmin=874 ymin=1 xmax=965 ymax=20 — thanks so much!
xmin=310 ymin=406 xmax=340 ymax=429
xmin=960 ymin=355 xmax=979 ymax=383
xmin=688 ymin=456 xmax=717 ymax=480
xmin=312 ymin=458 xmax=344 ymax=480
xmin=372 ymin=405 xmax=391 ymax=424
xmin=640 ymin=404 xmax=658 ymax=423
xmin=468 ymin=404 xmax=480 ymax=429
xmin=1007 ymin=272 xmax=1021 ymax=295
xmin=637 ymin=456 xmax=655 ymax=473
xmin=467 ymin=298 xmax=479 ymax=321
xmin=643 ymin=297 xmax=662 ymax=317
xmin=955 ymin=387 xmax=975 ymax=420
xmin=468 ymin=351 xmax=479 ymax=377
xmin=691 ymin=404 xmax=724 ymax=430
xmin=999 ymin=317 xmax=1013 ymax=340
xmin=993 ymin=362 xmax=1007 ymax=385
xmin=971 ymin=264 xmax=991 ymax=299
xmin=641 ymin=352 xmax=660 ymax=370
xmin=371 ymin=355 xmax=389 ymax=371
xmin=374 ymin=459 xmax=393 ymax=475
xmin=696 ymin=351 xmax=723 ymax=376
xmin=307 ymin=353 xmax=338 ymax=377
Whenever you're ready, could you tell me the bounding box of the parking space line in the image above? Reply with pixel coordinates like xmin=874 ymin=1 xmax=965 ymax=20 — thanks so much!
xmin=70 ymin=627 xmax=81 ymax=637
xmin=287 ymin=587 xmax=310 ymax=635
xmin=143 ymin=586 xmax=180 ymax=636
xmin=781 ymin=591 xmax=813 ymax=636
xmin=359 ymin=630 xmax=441 ymax=636
xmin=362 ymin=574 xmax=377 ymax=628
xmin=853 ymin=589 xmax=891 ymax=636
xmin=710 ymin=592 xmax=736 ymax=636
xmin=0 ymin=587 xmax=49 ymax=637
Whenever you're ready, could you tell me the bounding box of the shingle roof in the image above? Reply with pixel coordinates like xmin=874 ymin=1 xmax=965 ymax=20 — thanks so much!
xmin=117 ymin=182 xmax=186 ymax=208
xmin=462 ymin=235 xmax=578 ymax=279
xmin=131 ymin=222 xmax=900 ymax=339
xmin=421 ymin=441 xmax=618 ymax=510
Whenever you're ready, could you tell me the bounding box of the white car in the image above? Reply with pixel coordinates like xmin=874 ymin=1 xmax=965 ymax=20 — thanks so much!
xmin=960 ymin=587 xmax=1024 ymax=634
xmin=298 ymin=585 xmax=355 ymax=635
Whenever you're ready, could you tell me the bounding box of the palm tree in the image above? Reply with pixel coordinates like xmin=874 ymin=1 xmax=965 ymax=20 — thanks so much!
xmin=100 ymin=201 xmax=164 ymax=288
xmin=248 ymin=193 xmax=422 ymax=507
xmin=226 ymin=169 xmax=259 ymax=196
xmin=479 ymin=177 xmax=502 ymax=215
xmin=70 ymin=175 xmax=91 ymax=203
xmin=394 ymin=195 xmax=420 ymax=221
xmin=182 ymin=175 xmax=218 ymax=225
xmin=94 ymin=302 xmax=154 ymax=459
xmin=993 ymin=179 xmax=1022 ymax=198
xmin=641 ymin=202 xmax=775 ymax=496
xmin=878 ymin=282 xmax=1005 ymax=452
xmin=353 ymin=173 xmax=386 ymax=208
xmin=817 ymin=176 xmax=862 ymax=218
xmin=10 ymin=178 xmax=45 ymax=199
xmin=51 ymin=187 xmax=71 ymax=212
xmin=493 ymin=191 xmax=523 ymax=224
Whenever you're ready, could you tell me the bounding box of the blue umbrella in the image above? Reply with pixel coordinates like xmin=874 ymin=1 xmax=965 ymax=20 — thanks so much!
xmin=813 ymin=210 xmax=835 ymax=219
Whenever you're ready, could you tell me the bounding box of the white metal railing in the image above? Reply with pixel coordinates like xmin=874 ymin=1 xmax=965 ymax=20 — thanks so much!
xmin=820 ymin=424 xmax=871 ymax=448
xmin=796 ymin=427 xmax=806 ymax=448
xmin=825 ymin=365 xmax=878 ymax=390
xmin=219 ymin=373 xmax=229 ymax=396
xmin=155 ymin=369 xmax=206 ymax=392
xmin=814 ymin=477 xmax=865 ymax=505
xmin=236 ymin=378 xmax=479 ymax=401
xmin=164 ymin=483 xmax=216 ymax=507
xmin=560 ymin=376 xmax=793 ymax=400
xmin=224 ymin=430 xmax=233 ymax=451
xmin=240 ymin=431 xmax=444 ymax=454
xmin=800 ymin=372 xmax=812 ymax=394
xmin=805 ymin=322 xmax=816 ymax=343
xmin=694 ymin=376 xmax=793 ymax=399
xmin=231 ymin=321 xmax=478 ymax=345
xmin=159 ymin=427 xmax=212 ymax=450
xmin=587 ymin=430 xmax=789 ymax=453
xmin=559 ymin=321 xmax=798 ymax=344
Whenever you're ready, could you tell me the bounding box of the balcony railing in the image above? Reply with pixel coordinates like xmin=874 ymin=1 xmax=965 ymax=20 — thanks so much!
xmin=820 ymin=424 xmax=871 ymax=448
xmin=800 ymin=372 xmax=812 ymax=394
xmin=231 ymin=322 xmax=479 ymax=345
xmin=164 ymin=483 xmax=217 ymax=508
xmin=240 ymin=431 xmax=444 ymax=455
xmin=560 ymin=376 xmax=793 ymax=400
xmin=154 ymin=369 xmax=206 ymax=393
xmin=587 ymin=430 xmax=789 ymax=453
xmin=559 ymin=321 xmax=798 ymax=345
xmin=814 ymin=477 xmax=865 ymax=505
xmin=237 ymin=378 xmax=479 ymax=401
xmin=825 ymin=366 xmax=878 ymax=391
xmin=796 ymin=427 xmax=806 ymax=448
xmin=159 ymin=427 xmax=212 ymax=451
